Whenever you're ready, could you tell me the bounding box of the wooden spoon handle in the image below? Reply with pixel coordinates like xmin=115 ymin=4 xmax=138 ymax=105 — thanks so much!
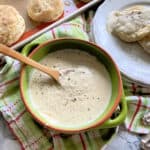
xmin=0 ymin=44 xmax=60 ymax=81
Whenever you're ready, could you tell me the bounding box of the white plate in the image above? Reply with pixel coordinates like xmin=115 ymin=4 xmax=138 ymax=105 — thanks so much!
xmin=92 ymin=0 xmax=150 ymax=86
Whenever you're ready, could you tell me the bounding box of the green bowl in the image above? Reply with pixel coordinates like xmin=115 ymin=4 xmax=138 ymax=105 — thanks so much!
xmin=20 ymin=38 xmax=127 ymax=133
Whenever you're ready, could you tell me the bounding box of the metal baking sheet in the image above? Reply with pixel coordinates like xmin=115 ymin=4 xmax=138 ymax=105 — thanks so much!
xmin=0 ymin=0 xmax=102 ymax=50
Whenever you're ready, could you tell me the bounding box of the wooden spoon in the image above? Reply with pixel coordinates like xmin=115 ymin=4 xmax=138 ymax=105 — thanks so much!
xmin=0 ymin=44 xmax=60 ymax=81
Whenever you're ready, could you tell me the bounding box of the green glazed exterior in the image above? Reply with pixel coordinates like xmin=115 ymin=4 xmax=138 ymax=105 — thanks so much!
xmin=20 ymin=38 xmax=127 ymax=133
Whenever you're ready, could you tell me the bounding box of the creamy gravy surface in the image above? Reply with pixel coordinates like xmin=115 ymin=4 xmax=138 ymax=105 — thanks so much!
xmin=29 ymin=50 xmax=112 ymax=126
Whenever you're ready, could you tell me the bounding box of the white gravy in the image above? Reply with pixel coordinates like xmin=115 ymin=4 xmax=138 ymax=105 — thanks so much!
xmin=29 ymin=50 xmax=112 ymax=126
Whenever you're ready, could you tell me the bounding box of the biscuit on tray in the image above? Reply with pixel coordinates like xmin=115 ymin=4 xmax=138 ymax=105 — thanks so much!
xmin=27 ymin=0 xmax=64 ymax=22
xmin=107 ymin=6 xmax=150 ymax=42
xmin=0 ymin=5 xmax=25 ymax=46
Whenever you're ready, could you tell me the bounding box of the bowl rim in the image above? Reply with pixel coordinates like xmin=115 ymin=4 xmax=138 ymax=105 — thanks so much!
xmin=20 ymin=38 xmax=123 ymax=133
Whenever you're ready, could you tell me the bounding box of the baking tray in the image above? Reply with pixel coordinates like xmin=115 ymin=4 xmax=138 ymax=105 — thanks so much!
xmin=0 ymin=0 xmax=102 ymax=50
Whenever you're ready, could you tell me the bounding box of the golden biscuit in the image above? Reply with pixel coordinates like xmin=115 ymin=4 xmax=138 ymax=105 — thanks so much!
xmin=107 ymin=6 xmax=150 ymax=42
xmin=27 ymin=0 xmax=64 ymax=22
xmin=0 ymin=5 xmax=25 ymax=46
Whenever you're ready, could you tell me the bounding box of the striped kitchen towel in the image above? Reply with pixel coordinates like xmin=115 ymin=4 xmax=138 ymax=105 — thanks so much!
xmin=125 ymin=96 xmax=150 ymax=134
xmin=0 ymin=16 xmax=116 ymax=150
xmin=123 ymin=78 xmax=150 ymax=134
xmin=0 ymin=14 xmax=150 ymax=150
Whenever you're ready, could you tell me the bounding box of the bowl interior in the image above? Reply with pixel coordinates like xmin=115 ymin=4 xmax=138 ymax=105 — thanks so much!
xmin=20 ymin=39 xmax=122 ymax=132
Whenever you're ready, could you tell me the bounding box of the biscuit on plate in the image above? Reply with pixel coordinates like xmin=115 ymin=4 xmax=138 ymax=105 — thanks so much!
xmin=0 ymin=5 xmax=25 ymax=46
xmin=107 ymin=6 xmax=150 ymax=42
xmin=27 ymin=0 xmax=64 ymax=22
xmin=138 ymin=35 xmax=150 ymax=54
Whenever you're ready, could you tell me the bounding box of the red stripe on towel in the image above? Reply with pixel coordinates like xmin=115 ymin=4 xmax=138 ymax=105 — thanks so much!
xmin=8 ymin=109 xmax=26 ymax=125
xmin=130 ymin=103 xmax=150 ymax=110
xmin=79 ymin=134 xmax=86 ymax=150
xmin=0 ymin=77 xmax=19 ymax=88
xmin=131 ymin=83 xmax=137 ymax=94
xmin=51 ymin=29 xmax=56 ymax=39
xmin=24 ymin=135 xmax=47 ymax=149
xmin=5 ymin=120 xmax=25 ymax=150
xmin=128 ymin=96 xmax=142 ymax=131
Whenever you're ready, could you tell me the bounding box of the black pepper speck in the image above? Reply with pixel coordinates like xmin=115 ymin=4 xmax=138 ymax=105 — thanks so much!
xmin=72 ymin=98 xmax=77 ymax=102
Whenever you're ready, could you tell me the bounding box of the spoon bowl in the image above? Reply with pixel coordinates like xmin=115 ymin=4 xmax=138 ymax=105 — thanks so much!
xmin=0 ymin=44 xmax=60 ymax=81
